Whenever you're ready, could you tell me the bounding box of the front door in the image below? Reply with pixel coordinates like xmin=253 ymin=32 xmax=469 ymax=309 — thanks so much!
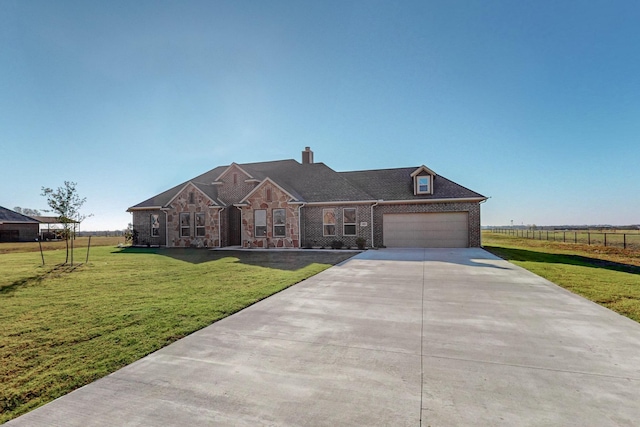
xmin=228 ymin=207 xmax=242 ymax=246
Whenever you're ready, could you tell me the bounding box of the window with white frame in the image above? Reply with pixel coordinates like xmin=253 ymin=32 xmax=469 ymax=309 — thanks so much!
xmin=323 ymin=209 xmax=336 ymax=236
xmin=343 ymin=208 xmax=356 ymax=236
xmin=151 ymin=214 xmax=160 ymax=237
xmin=273 ymin=209 xmax=286 ymax=237
xmin=180 ymin=212 xmax=191 ymax=237
xmin=195 ymin=213 xmax=206 ymax=237
xmin=255 ymin=210 xmax=267 ymax=237
xmin=416 ymin=176 xmax=430 ymax=194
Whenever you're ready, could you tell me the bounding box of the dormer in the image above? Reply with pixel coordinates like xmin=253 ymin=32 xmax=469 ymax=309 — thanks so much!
xmin=410 ymin=165 xmax=436 ymax=196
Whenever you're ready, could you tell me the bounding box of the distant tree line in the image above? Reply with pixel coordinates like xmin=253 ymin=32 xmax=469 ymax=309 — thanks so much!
xmin=76 ymin=231 xmax=126 ymax=237
xmin=13 ymin=207 xmax=42 ymax=216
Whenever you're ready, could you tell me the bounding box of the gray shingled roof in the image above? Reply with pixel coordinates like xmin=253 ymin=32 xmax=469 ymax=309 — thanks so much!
xmin=242 ymin=161 xmax=374 ymax=202
xmin=129 ymin=161 xmax=484 ymax=210
xmin=129 ymin=166 xmax=227 ymax=209
xmin=339 ymin=167 xmax=485 ymax=201
xmin=0 ymin=206 xmax=41 ymax=223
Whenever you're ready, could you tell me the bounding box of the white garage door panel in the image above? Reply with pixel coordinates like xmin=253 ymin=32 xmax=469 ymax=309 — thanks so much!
xmin=383 ymin=212 xmax=469 ymax=248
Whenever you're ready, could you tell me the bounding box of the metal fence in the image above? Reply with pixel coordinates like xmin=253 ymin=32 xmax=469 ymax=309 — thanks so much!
xmin=488 ymin=228 xmax=640 ymax=251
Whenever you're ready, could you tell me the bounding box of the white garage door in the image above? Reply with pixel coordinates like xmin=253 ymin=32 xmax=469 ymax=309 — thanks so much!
xmin=383 ymin=212 xmax=469 ymax=248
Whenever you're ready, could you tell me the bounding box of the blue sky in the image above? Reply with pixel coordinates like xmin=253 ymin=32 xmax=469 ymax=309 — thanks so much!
xmin=2 ymin=0 xmax=639 ymax=230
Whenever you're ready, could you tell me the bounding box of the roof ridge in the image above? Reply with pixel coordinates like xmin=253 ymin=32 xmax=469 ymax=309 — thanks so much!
xmin=238 ymin=158 xmax=299 ymax=167
xmin=339 ymin=166 xmax=417 ymax=173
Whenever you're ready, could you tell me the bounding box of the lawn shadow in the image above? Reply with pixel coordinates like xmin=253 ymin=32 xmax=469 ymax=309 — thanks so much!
xmin=0 ymin=264 xmax=82 ymax=295
xmin=484 ymin=245 xmax=640 ymax=275
xmin=112 ymin=247 xmax=356 ymax=271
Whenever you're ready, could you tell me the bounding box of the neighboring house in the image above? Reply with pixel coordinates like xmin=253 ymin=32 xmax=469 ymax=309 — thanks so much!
xmin=31 ymin=216 xmax=80 ymax=240
xmin=0 ymin=206 xmax=41 ymax=242
xmin=128 ymin=148 xmax=487 ymax=249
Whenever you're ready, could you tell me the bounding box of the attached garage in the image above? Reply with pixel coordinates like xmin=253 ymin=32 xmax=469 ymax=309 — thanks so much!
xmin=383 ymin=212 xmax=469 ymax=248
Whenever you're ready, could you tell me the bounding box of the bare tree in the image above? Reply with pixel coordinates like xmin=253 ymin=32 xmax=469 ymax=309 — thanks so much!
xmin=41 ymin=181 xmax=91 ymax=264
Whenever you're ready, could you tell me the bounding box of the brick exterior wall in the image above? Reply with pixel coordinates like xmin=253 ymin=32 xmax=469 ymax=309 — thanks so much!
xmin=132 ymin=161 xmax=483 ymax=249
xmin=217 ymin=165 xmax=258 ymax=204
xmin=242 ymin=182 xmax=299 ymax=248
xmin=301 ymin=204 xmax=372 ymax=248
xmin=132 ymin=183 xmax=222 ymax=247
xmin=373 ymin=202 xmax=482 ymax=247
xmin=131 ymin=209 xmax=165 ymax=246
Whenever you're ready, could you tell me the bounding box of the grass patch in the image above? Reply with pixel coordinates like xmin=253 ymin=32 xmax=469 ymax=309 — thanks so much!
xmin=0 ymin=236 xmax=126 ymax=254
xmin=482 ymin=231 xmax=640 ymax=323
xmin=0 ymin=246 xmax=354 ymax=423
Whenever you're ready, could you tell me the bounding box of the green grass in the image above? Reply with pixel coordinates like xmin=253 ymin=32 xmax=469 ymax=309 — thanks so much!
xmin=483 ymin=232 xmax=640 ymax=323
xmin=0 ymin=236 xmax=125 ymax=254
xmin=491 ymin=229 xmax=640 ymax=251
xmin=0 ymin=246 xmax=355 ymax=423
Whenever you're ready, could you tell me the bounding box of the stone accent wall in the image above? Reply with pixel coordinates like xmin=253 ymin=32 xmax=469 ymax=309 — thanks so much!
xmin=165 ymin=183 xmax=220 ymax=248
xmin=131 ymin=209 xmax=165 ymax=246
xmin=301 ymin=204 xmax=372 ymax=248
xmin=242 ymin=182 xmax=299 ymax=248
xmin=217 ymin=165 xmax=257 ymax=204
xmin=373 ymin=202 xmax=482 ymax=247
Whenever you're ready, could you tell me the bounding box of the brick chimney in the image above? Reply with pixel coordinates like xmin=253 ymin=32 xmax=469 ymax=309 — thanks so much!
xmin=302 ymin=146 xmax=314 ymax=164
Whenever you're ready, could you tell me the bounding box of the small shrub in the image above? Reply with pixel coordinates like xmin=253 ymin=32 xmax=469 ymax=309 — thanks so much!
xmin=331 ymin=240 xmax=344 ymax=249
xmin=355 ymin=237 xmax=366 ymax=250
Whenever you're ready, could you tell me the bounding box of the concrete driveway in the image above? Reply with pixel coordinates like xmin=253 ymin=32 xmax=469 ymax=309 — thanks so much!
xmin=7 ymin=248 xmax=640 ymax=426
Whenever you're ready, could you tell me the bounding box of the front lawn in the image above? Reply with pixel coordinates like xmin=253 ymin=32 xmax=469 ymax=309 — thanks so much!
xmin=0 ymin=246 xmax=354 ymax=423
xmin=482 ymin=232 xmax=640 ymax=323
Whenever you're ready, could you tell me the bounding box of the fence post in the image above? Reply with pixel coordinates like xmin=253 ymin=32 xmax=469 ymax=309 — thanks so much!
xmin=588 ymin=232 xmax=591 ymax=245
xmin=624 ymin=234 xmax=627 ymax=249
xmin=574 ymin=232 xmax=577 ymax=244
xmin=563 ymin=231 xmax=566 ymax=242
xmin=604 ymin=233 xmax=607 ymax=247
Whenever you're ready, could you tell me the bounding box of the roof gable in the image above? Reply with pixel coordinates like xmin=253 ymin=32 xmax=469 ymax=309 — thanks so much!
xmin=410 ymin=165 xmax=437 ymax=177
xmin=238 ymin=178 xmax=299 ymax=205
xmin=215 ymin=163 xmax=254 ymax=182
xmin=165 ymin=182 xmax=221 ymax=208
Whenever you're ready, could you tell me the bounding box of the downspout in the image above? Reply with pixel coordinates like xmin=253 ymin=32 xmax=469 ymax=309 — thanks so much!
xmin=235 ymin=205 xmax=243 ymax=247
xmin=297 ymin=203 xmax=306 ymax=248
xmin=163 ymin=210 xmax=169 ymax=247
xmin=370 ymin=200 xmax=380 ymax=248
xmin=218 ymin=207 xmax=226 ymax=248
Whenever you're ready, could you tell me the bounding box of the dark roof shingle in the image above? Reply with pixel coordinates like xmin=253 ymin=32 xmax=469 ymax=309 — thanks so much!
xmin=129 ymin=161 xmax=484 ymax=210
xmin=0 ymin=206 xmax=41 ymax=223
xmin=340 ymin=167 xmax=485 ymax=201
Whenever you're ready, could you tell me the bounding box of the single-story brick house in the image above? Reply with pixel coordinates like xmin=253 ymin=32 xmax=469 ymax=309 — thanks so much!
xmin=128 ymin=148 xmax=486 ymax=249
xmin=0 ymin=206 xmax=41 ymax=242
